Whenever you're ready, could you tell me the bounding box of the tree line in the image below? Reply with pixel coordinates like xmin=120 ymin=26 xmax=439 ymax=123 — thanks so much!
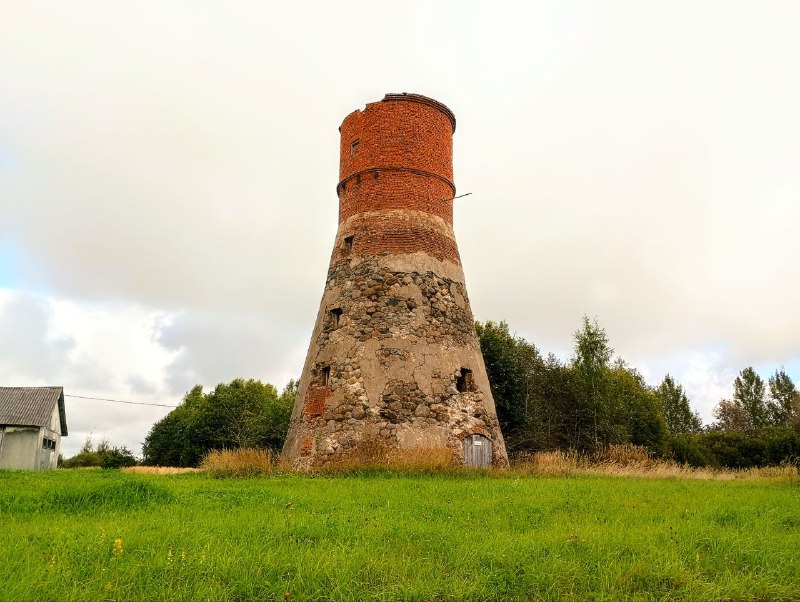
xmin=142 ymin=379 xmax=296 ymax=467
xmin=477 ymin=318 xmax=800 ymax=468
xmin=136 ymin=316 xmax=798 ymax=469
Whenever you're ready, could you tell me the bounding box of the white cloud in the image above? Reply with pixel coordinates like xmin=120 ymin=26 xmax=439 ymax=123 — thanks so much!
xmin=1 ymin=1 xmax=799 ymax=453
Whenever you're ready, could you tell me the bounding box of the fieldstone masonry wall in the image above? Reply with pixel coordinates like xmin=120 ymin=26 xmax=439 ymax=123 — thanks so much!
xmin=282 ymin=94 xmax=508 ymax=468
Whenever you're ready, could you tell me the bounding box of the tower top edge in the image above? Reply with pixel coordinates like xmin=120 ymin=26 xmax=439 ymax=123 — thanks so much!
xmin=338 ymin=93 xmax=456 ymax=133
xmin=382 ymin=93 xmax=456 ymax=133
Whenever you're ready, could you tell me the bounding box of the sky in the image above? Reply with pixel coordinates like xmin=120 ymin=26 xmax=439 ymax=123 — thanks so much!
xmin=1 ymin=1 xmax=798 ymax=457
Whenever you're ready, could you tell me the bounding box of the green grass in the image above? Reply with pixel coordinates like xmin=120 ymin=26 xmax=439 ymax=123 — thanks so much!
xmin=0 ymin=470 xmax=798 ymax=601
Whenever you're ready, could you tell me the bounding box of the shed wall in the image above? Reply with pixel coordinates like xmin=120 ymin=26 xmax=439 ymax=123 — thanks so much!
xmin=0 ymin=426 xmax=40 ymax=470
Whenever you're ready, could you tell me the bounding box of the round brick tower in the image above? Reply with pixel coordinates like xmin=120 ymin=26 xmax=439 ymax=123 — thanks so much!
xmin=282 ymin=93 xmax=509 ymax=468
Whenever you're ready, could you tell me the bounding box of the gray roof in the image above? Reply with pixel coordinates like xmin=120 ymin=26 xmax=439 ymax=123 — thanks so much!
xmin=0 ymin=387 xmax=67 ymax=436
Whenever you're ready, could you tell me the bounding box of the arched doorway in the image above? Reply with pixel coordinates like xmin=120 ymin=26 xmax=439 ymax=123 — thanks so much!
xmin=462 ymin=433 xmax=492 ymax=468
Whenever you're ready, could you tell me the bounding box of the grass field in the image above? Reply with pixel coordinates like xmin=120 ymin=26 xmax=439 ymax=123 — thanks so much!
xmin=1 ymin=470 xmax=798 ymax=601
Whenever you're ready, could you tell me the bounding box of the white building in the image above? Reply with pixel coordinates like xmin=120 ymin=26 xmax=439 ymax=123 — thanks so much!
xmin=0 ymin=387 xmax=68 ymax=470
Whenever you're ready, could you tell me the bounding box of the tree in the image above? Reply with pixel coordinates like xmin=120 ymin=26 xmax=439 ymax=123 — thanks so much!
xmin=606 ymin=365 xmax=668 ymax=451
xmin=767 ymin=368 xmax=799 ymax=427
xmin=713 ymin=399 xmax=753 ymax=432
xmin=733 ymin=367 xmax=768 ymax=429
xmin=571 ymin=316 xmax=614 ymax=450
xmin=655 ymin=374 xmax=702 ymax=433
xmin=475 ymin=321 xmax=545 ymax=451
xmin=143 ymin=378 xmax=295 ymax=467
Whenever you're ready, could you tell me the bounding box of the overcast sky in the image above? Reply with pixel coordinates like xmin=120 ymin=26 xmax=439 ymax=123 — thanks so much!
xmin=2 ymin=1 xmax=798 ymax=457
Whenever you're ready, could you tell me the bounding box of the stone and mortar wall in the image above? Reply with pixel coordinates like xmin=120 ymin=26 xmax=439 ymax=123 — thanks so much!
xmin=283 ymin=253 xmax=508 ymax=468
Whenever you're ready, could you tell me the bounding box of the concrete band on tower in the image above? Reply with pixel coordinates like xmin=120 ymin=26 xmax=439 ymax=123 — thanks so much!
xmin=281 ymin=93 xmax=509 ymax=469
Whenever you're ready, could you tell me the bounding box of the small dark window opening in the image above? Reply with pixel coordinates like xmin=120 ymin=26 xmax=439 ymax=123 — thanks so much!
xmin=42 ymin=437 xmax=55 ymax=450
xmin=320 ymin=365 xmax=331 ymax=387
xmin=329 ymin=307 xmax=343 ymax=328
xmin=456 ymin=368 xmax=474 ymax=393
xmin=350 ymin=139 xmax=360 ymax=156
xmin=343 ymin=236 xmax=354 ymax=255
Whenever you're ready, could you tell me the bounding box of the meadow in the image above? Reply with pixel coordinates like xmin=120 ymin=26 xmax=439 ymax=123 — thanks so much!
xmin=1 ymin=469 xmax=798 ymax=601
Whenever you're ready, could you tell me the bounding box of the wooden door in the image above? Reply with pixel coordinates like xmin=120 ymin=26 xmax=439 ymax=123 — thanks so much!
xmin=462 ymin=434 xmax=492 ymax=468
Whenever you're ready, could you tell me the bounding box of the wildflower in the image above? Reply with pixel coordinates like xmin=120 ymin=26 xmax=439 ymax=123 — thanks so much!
xmin=167 ymin=548 xmax=174 ymax=565
xmin=113 ymin=538 xmax=123 ymax=556
xmin=181 ymin=549 xmax=187 ymax=562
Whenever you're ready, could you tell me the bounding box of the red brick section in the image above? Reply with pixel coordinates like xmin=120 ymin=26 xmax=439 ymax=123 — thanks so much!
xmin=331 ymin=212 xmax=461 ymax=265
xmin=300 ymin=437 xmax=313 ymax=456
xmin=304 ymin=385 xmax=330 ymax=418
xmin=339 ymin=97 xmax=454 ymax=186
xmin=333 ymin=94 xmax=462 ymax=265
xmin=338 ymin=171 xmax=454 ymax=225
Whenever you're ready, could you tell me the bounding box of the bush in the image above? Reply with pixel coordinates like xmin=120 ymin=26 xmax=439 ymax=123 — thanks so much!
xmin=60 ymin=437 xmax=138 ymax=469
xmin=667 ymin=428 xmax=800 ymax=468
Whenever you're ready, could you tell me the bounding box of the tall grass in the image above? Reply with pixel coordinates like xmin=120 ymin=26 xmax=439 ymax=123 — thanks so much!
xmin=137 ymin=443 xmax=799 ymax=482
xmin=513 ymin=444 xmax=800 ymax=481
xmin=200 ymin=448 xmax=275 ymax=477
xmin=318 ymin=436 xmax=458 ymax=474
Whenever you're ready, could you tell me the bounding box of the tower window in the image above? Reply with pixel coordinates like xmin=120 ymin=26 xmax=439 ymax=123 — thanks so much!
xmin=329 ymin=308 xmax=343 ymax=328
xmin=350 ymin=139 xmax=360 ymax=156
xmin=456 ymin=368 xmax=474 ymax=393
xmin=319 ymin=365 xmax=331 ymax=387
xmin=343 ymin=236 xmax=354 ymax=254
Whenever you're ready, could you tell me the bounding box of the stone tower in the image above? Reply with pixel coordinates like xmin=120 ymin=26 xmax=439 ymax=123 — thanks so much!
xmin=282 ymin=93 xmax=508 ymax=469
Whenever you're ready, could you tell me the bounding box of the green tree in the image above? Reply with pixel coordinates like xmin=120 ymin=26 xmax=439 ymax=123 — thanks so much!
xmin=571 ymin=316 xmax=614 ymax=450
xmin=733 ymin=367 xmax=768 ymax=429
xmin=655 ymin=374 xmax=702 ymax=433
xmin=767 ymin=368 xmax=799 ymax=427
xmin=142 ymin=378 xmax=295 ymax=467
xmin=475 ymin=321 xmax=545 ymax=451
xmin=713 ymin=399 xmax=752 ymax=432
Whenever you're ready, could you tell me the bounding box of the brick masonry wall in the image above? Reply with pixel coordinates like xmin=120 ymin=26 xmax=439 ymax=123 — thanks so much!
xmin=330 ymin=210 xmax=461 ymax=265
xmin=339 ymin=98 xmax=453 ymax=187
xmin=338 ymin=170 xmax=454 ymax=225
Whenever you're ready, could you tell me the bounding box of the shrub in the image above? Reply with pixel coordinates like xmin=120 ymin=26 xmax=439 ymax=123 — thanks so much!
xmin=60 ymin=437 xmax=138 ymax=469
xmin=667 ymin=428 xmax=800 ymax=468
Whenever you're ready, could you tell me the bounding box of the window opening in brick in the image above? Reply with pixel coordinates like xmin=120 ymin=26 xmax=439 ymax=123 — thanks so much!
xmin=343 ymin=236 xmax=354 ymax=255
xmin=456 ymin=368 xmax=474 ymax=393
xmin=320 ymin=365 xmax=331 ymax=387
xmin=329 ymin=307 xmax=342 ymax=328
xmin=350 ymin=139 xmax=360 ymax=156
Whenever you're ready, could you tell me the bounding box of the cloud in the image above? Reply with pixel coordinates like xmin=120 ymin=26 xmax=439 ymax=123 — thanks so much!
xmin=155 ymin=309 xmax=305 ymax=396
xmin=1 ymin=1 xmax=799 ymax=451
xmin=0 ymin=289 xmax=75 ymax=383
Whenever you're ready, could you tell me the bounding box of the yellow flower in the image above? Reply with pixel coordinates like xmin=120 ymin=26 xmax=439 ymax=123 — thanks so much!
xmin=113 ymin=538 xmax=123 ymax=556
